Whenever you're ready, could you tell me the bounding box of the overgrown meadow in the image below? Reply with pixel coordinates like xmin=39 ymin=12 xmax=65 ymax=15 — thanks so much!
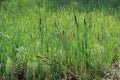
xmin=0 ymin=0 xmax=120 ymax=80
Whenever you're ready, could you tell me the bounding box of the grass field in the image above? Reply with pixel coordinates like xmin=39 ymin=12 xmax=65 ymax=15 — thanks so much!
xmin=0 ymin=0 xmax=120 ymax=80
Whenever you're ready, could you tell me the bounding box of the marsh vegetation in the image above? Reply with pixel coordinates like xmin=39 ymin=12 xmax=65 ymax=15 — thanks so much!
xmin=0 ymin=0 xmax=120 ymax=80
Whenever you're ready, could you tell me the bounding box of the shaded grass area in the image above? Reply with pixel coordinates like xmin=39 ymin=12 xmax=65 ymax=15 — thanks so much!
xmin=41 ymin=0 xmax=120 ymax=13
xmin=0 ymin=0 xmax=120 ymax=80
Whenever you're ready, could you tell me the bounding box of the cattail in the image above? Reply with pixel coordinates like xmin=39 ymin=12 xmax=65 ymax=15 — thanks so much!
xmin=74 ymin=12 xmax=78 ymax=29
xmin=84 ymin=18 xmax=87 ymax=25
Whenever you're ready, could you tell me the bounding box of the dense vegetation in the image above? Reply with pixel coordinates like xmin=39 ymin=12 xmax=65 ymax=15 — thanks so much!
xmin=0 ymin=0 xmax=120 ymax=80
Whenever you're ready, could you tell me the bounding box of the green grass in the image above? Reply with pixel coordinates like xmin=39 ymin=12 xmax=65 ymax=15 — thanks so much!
xmin=0 ymin=0 xmax=120 ymax=80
